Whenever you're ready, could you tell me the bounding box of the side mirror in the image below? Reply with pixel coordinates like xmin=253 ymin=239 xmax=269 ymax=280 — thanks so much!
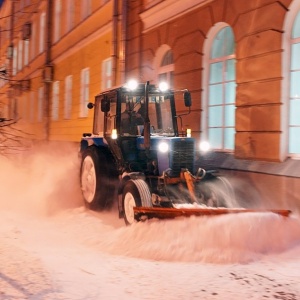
xmin=183 ymin=90 xmax=192 ymax=107
xmin=87 ymin=102 xmax=94 ymax=109
xmin=101 ymin=98 xmax=110 ymax=112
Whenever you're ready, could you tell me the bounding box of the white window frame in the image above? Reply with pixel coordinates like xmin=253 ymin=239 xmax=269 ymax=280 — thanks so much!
xmin=153 ymin=44 xmax=174 ymax=87
xmin=54 ymin=0 xmax=61 ymax=43
xmin=64 ymin=75 xmax=72 ymax=119
xmin=39 ymin=12 xmax=45 ymax=53
xmin=52 ymin=81 xmax=60 ymax=120
xmin=37 ymin=86 xmax=44 ymax=122
xmin=158 ymin=50 xmax=174 ymax=87
xmin=18 ymin=40 xmax=23 ymax=71
xmin=6 ymin=19 xmax=10 ymax=40
xmin=80 ymin=68 xmax=89 ymax=118
xmin=81 ymin=0 xmax=91 ymax=20
xmin=101 ymin=58 xmax=112 ymax=90
xmin=201 ymin=22 xmax=236 ymax=151
xmin=282 ymin=1 xmax=300 ymax=160
xmin=12 ymin=47 xmax=17 ymax=76
xmin=66 ymin=0 xmax=74 ymax=33
xmin=24 ymin=39 xmax=29 ymax=66
xmin=31 ymin=22 xmax=36 ymax=60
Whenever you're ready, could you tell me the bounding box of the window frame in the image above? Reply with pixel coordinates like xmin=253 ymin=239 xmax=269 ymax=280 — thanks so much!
xmin=153 ymin=44 xmax=174 ymax=88
xmin=282 ymin=1 xmax=300 ymax=160
xmin=12 ymin=47 xmax=17 ymax=76
xmin=81 ymin=0 xmax=92 ymax=20
xmin=52 ymin=81 xmax=60 ymax=121
xmin=64 ymin=75 xmax=73 ymax=119
xmin=80 ymin=68 xmax=90 ymax=118
xmin=24 ymin=39 xmax=29 ymax=66
xmin=31 ymin=21 xmax=36 ymax=60
xmin=101 ymin=58 xmax=112 ymax=90
xmin=66 ymin=0 xmax=75 ymax=33
xmin=17 ymin=39 xmax=23 ymax=71
xmin=54 ymin=0 xmax=61 ymax=43
xmin=158 ymin=49 xmax=174 ymax=88
xmin=39 ymin=12 xmax=46 ymax=54
xmin=201 ymin=23 xmax=236 ymax=152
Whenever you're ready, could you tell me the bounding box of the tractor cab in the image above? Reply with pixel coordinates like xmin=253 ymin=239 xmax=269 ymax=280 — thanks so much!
xmin=92 ymin=81 xmax=183 ymax=138
xmin=89 ymin=81 xmax=192 ymax=175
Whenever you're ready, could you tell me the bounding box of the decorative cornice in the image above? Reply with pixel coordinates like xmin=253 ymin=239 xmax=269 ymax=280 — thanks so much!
xmin=141 ymin=0 xmax=213 ymax=32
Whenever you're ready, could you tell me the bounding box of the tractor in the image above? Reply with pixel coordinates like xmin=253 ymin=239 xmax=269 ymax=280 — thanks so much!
xmin=79 ymin=81 xmax=290 ymax=225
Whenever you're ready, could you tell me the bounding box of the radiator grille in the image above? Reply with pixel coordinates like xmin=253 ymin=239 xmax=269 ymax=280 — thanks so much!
xmin=170 ymin=139 xmax=195 ymax=175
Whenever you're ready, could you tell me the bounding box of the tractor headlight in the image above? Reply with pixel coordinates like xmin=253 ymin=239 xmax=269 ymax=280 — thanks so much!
xmin=111 ymin=129 xmax=118 ymax=139
xmin=199 ymin=141 xmax=210 ymax=152
xmin=158 ymin=82 xmax=169 ymax=92
xmin=158 ymin=142 xmax=169 ymax=153
xmin=186 ymin=128 xmax=191 ymax=138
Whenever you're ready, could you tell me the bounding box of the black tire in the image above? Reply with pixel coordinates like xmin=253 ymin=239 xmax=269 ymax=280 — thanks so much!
xmin=80 ymin=146 xmax=117 ymax=210
xmin=122 ymin=179 xmax=152 ymax=225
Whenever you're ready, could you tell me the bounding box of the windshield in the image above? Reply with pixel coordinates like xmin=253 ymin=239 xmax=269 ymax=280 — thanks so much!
xmin=148 ymin=95 xmax=174 ymax=136
xmin=120 ymin=94 xmax=175 ymax=136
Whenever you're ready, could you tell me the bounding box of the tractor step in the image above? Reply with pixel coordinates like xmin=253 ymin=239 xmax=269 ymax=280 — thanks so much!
xmin=133 ymin=206 xmax=292 ymax=221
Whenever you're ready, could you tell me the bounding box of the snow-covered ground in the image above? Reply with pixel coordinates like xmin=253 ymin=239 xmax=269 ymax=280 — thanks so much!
xmin=1 ymin=143 xmax=300 ymax=300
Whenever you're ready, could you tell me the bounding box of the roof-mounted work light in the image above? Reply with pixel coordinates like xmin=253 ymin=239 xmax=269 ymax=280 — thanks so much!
xmin=126 ymin=79 xmax=138 ymax=91
xmin=158 ymin=81 xmax=169 ymax=92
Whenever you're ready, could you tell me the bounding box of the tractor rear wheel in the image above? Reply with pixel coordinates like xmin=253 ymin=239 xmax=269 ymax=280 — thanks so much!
xmin=122 ymin=179 xmax=152 ymax=225
xmin=80 ymin=147 xmax=117 ymax=210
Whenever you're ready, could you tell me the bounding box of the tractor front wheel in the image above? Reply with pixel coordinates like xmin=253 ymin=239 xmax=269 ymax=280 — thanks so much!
xmin=122 ymin=179 xmax=152 ymax=225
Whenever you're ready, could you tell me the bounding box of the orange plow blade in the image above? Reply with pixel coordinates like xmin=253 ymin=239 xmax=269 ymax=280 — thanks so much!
xmin=133 ymin=206 xmax=292 ymax=221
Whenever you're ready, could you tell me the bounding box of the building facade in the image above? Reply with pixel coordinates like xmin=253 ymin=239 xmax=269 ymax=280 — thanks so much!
xmin=1 ymin=0 xmax=300 ymax=210
xmin=0 ymin=0 xmax=120 ymax=142
xmin=127 ymin=0 xmax=300 ymax=210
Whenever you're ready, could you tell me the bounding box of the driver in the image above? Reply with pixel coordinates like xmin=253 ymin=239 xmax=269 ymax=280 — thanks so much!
xmin=121 ymin=102 xmax=144 ymax=135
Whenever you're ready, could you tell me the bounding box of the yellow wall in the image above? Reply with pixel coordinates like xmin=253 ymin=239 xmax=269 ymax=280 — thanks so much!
xmin=48 ymin=0 xmax=115 ymax=142
xmin=49 ymin=31 xmax=112 ymax=141
xmin=0 ymin=0 xmax=120 ymax=143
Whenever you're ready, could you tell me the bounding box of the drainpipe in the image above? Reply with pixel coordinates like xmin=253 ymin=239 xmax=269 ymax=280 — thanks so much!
xmin=9 ymin=0 xmax=15 ymax=120
xmin=120 ymin=0 xmax=127 ymax=83
xmin=144 ymin=81 xmax=150 ymax=153
xmin=44 ymin=0 xmax=53 ymax=141
xmin=112 ymin=0 xmax=118 ymax=87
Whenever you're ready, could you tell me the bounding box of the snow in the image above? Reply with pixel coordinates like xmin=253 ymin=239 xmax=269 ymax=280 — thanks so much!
xmin=1 ymin=143 xmax=300 ymax=299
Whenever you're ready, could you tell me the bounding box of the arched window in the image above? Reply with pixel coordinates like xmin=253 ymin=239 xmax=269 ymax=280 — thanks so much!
xmin=289 ymin=11 xmax=300 ymax=155
xmin=208 ymin=26 xmax=236 ymax=150
xmin=204 ymin=25 xmax=236 ymax=150
xmin=158 ymin=50 xmax=174 ymax=87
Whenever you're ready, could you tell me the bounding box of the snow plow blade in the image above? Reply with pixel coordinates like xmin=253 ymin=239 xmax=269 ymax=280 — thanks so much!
xmin=133 ymin=206 xmax=292 ymax=221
